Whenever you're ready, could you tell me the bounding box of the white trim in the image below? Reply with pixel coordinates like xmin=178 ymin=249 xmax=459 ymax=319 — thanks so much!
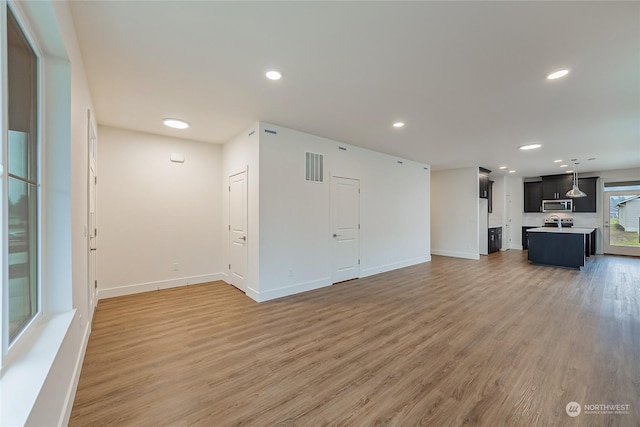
xmin=360 ymin=256 xmax=431 ymax=278
xmin=59 ymin=318 xmax=91 ymax=427
xmin=246 ymin=277 xmax=332 ymax=302
xmin=97 ymin=273 xmax=227 ymax=300
xmin=430 ymin=249 xmax=480 ymax=260
xmin=0 ymin=310 xmax=74 ymax=427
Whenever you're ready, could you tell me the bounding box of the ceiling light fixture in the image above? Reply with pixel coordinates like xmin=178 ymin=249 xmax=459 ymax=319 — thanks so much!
xmin=547 ymin=69 xmax=569 ymax=80
xmin=163 ymin=118 xmax=189 ymax=129
xmin=560 ymin=164 xmax=568 ymax=168
xmin=266 ymin=70 xmax=282 ymax=80
xmin=554 ymin=159 xmax=562 ymax=163
xmin=566 ymin=160 xmax=587 ymax=198
xmin=393 ymin=122 xmax=405 ymax=128
xmin=519 ymin=144 xmax=541 ymax=150
xmin=499 ymin=166 xmax=507 ymax=170
xmin=509 ymin=170 xmax=516 ymax=174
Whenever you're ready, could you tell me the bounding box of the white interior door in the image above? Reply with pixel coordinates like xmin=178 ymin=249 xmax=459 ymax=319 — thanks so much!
xmin=229 ymin=170 xmax=248 ymax=292
xmin=331 ymin=176 xmax=360 ymax=283
xmin=87 ymin=116 xmax=98 ymax=318
xmin=603 ymin=189 xmax=640 ymax=256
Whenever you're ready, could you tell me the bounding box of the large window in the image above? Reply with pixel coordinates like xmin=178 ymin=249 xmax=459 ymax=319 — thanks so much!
xmin=6 ymin=6 xmax=39 ymax=344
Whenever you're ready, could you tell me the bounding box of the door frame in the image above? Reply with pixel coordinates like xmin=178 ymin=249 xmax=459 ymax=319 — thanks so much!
xmin=330 ymin=175 xmax=361 ymax=283
xmin=228 ymin=168 xmax=248 ymax=292
xmin=86 ymin=110 xmax=98 ymax=320
xmin=603 ymin=189 xmax=640 ymax=256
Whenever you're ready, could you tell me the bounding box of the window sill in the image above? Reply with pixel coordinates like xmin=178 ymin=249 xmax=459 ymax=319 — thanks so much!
xmin=0 ymin=310 xmax=75 ymax=426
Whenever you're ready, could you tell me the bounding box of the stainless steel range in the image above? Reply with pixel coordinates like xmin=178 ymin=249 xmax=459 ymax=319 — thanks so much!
xmin=544 ymin=215 xmax=573 ymax=228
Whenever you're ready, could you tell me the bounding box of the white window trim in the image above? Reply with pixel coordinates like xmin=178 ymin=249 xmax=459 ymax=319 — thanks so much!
xmin=1 ymin=0 xmax=45 ymax=370
xmin=0 ymin=0 xmax=77 ymax=424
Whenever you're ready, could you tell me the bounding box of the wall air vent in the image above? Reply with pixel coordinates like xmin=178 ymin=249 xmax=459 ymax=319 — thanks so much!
xmin=305 ymin=152 xmax=324 ymax=183
xmin=248 ymin=130 xmax=255 ymax=136
xmin=265 ymin=129 xmax=277 ymax=135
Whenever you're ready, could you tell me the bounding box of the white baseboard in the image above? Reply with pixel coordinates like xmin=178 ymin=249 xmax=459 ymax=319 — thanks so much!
xmin=247 ymin=277 xmax=332 ymax=302
xmin=58 ymin=317 xmax=91 ymax=427
xmin=431 ymin=249 xmax=480 ymax=260
xmin=361 ymin=256 xmax=431 ymax=278
xmin=97 ymin=273 xmax=227 ymax=300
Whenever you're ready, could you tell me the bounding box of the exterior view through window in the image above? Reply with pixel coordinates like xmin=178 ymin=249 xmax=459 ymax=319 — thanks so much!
xmin=7 ymin=7 xmax=39 ymax=343
xmin=604 ymin=184 xmax=640 ymax=257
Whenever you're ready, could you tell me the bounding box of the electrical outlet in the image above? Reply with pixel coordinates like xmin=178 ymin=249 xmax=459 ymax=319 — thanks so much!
xmin=173 ymin=263 xmax=179 ymax=271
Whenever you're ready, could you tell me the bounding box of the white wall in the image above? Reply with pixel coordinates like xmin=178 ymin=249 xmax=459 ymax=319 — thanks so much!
xmin=97 ymin=126 xmax=224 ymax=298
xmin=505 ymin=175 xmax=523 ymax=250
xmin=431 ymin=167 xmax=479 ymax=259
xmin=253 ymin=123 xmax=430 ymax=301
xmin=221 ymin=123 xmax=260 ymax=295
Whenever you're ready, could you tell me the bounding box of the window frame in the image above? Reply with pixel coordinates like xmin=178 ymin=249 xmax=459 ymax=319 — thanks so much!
xmin=1 ymin=0 xmax=44 ymax=369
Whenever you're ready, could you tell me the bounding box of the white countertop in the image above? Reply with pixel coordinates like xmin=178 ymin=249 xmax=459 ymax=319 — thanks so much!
xmin=527 ymin=227 xmax=595 ymax=234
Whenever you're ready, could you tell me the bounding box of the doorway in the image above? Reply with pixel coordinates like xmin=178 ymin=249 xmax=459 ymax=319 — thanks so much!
xmin=331 ymin=176 xmax=360 ymax=283
xmin=229 ymin=170 xmax=248 ymax=291
xmin=87 ymin=112 xmax=98 ymax=320
xmin=603 ymin=187 xmax=640 ymax=256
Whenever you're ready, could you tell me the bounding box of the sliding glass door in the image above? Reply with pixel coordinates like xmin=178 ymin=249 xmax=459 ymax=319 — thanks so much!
xmin=603 ymin=187 xmax=640 ymax=257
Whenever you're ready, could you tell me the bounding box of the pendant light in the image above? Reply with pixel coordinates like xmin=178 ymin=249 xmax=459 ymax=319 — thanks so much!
xmin=566 ymin=159 xmax=587 ymax=198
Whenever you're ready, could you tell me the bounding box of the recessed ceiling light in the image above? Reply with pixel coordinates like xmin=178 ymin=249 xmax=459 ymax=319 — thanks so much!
xmin=547 ymin=69 xmax=569 ymax=80
xmin=565 ymin=170 xmax=573 ymax=173
xmin=499 ymin=166 xmax=507 ymax=170
xmin=519 ymin=144 xmax=542 ymax=150
xmin=509 ymin=170 xmax=516 ymax=173
xmin=393 ymin=122 xmax=405 ymax=128
xmin=163 ymin=118 xmax=189 ymax=129
xmin=560 ymin=164 xmax=568 ymax=168
xmin=553 ymin=159 xmax=562 ymax=163
xmin=266 ymin=70 xmax=282 ymax=80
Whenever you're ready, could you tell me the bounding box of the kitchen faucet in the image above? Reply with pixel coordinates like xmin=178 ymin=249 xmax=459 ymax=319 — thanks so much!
xmin=547 ymin=214 xmax=562 ymax=229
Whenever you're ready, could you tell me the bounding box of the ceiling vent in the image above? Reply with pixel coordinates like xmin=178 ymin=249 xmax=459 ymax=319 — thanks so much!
xmin=305 ymin=152 xmax=324 ymax=183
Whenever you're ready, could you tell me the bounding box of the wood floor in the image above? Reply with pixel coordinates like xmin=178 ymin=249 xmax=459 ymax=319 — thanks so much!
xmin=70 ymin=251 xmax=640 ymax=426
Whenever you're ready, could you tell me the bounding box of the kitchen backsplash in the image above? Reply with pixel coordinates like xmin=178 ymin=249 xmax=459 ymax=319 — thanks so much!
xmin=522 ymin=212 xmax=600 ymax=228
xmin=489 ymin=212 xmax=503 ymax=228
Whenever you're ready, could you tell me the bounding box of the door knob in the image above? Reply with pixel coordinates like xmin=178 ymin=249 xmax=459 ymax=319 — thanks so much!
xmin=333 ymin=233 xmax=341 ymax=237
xmin=240 ymin=236 xmax=246 ymax=241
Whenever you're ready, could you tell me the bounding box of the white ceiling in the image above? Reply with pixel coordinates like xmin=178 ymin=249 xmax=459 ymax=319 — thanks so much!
xmin=69 ymin=1 xmax=640 ymax=177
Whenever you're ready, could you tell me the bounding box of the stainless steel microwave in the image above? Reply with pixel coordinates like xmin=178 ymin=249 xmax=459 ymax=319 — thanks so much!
xmin=542 ymin=199 xmax=573 ymax=212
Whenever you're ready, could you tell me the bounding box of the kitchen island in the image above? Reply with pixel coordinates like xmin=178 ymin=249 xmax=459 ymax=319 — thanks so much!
xmin=527 ymin=227 xmax=596 ymax=269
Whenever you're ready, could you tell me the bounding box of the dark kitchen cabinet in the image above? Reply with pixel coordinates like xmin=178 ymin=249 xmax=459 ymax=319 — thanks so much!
xmin=488 ymin=227 xmax=502 ymax=253
xmin=488 ymin=180 xmax=494 ymax=213
xmin=572 ymin=177 xmax=598 ymax=213
xmin=522 ymin=226 xmax=537 ymax=250
xmin=541 ymin=174 xmax=573 ymax=200
xmin=479 ymin=167 xmax=491 ymax=199
xmin=524 ymin=181 xmax=543 ymax=212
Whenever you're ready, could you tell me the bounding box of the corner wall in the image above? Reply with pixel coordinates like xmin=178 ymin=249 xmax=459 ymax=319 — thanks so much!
xmin=255 ymin=123 xmax=431 ymax=301
xmin=221 ymin=123 xmax=260 ymax=296
xmin=97 ymin=126 xmax=225 ymax=298
xmin=431 ymin=167 xmax=479 ymax=259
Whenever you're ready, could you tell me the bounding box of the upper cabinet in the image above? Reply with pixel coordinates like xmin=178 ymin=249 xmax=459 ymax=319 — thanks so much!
xmin=572 ymin=177 xmax=598 ymax=212
xmin=479 ymin=167 xmax=491 ymax=199
xmin=541 ymin=174 xmax=573 ymax=200
xmin=524 ymin=181 xmax=543 ymax=212
xmin=523 ymin=175 xmax=599 ymax=213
